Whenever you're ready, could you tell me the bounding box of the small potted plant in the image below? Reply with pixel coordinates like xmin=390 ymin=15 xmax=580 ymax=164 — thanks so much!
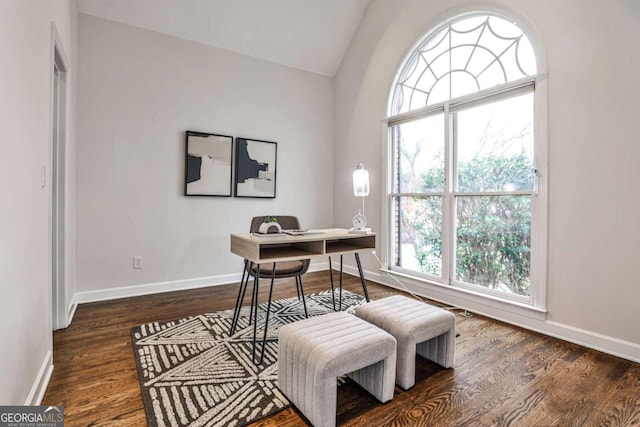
xmin=259 ymin=216 xmax=282 ymax=234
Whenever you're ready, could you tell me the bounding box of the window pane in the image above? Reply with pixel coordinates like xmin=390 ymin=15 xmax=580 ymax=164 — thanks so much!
xmin=456 ymin=93 xmax=534 ymax=192
xmin=393 ymin=114 xmax=445 ymax=193
xmin=451 ymin=70 xmax=480 ymax=99
xmin=393 ymin=196 xmax=442 ymax=277
xmin=455 ymin=195 xmax=531 ymax=296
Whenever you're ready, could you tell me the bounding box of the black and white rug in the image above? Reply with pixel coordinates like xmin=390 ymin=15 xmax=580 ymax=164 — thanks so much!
xmin=131 ymin=290 xmax=365 ymax=427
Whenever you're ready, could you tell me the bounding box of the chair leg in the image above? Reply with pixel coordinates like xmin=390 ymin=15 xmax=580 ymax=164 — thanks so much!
xmin=296 ymin=275 xmax=308 ymax=318
xmin=328 ymin=256 xmax=336 ymax=310
xmin=295 ymin=275 xmax=301 ymax=299
xmin=296 ymin=276 xmax=302 ymax=300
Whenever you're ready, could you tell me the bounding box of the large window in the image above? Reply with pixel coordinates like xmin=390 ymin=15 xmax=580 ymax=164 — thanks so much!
xmin=387 ymin=13 xmax=544 ymax=305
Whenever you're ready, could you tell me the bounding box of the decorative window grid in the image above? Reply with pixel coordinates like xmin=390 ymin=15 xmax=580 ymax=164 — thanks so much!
xmin=390 ymin=15 xmax=537 ymax=115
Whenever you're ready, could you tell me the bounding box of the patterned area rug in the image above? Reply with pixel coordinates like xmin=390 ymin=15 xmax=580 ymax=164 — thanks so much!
xmin=131 ymin=290 xmax=365 ymax=427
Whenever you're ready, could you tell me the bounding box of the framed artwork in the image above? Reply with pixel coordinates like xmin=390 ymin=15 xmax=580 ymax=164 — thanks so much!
xmin=234 ymin=138 xmax=277 ymax=198
xmin=184 ymin=131 xmax=233 ymax=197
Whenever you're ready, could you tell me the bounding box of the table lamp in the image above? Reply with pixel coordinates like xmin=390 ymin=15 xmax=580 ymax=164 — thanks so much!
xmin=350 ymin=163 xmax=371 ymax=233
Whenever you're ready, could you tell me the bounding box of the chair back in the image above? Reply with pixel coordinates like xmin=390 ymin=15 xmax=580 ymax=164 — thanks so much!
xmin=247 ymin=216 xmax=310 ymax=278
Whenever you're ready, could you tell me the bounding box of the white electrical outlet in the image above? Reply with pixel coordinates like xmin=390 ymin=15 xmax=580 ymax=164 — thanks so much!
xmin=133 ymin=256 xmax=143 ymax=269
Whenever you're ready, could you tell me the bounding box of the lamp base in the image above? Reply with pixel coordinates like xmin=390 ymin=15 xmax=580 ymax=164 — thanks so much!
xmin=348 ymin=227 xmax=372 ymax=234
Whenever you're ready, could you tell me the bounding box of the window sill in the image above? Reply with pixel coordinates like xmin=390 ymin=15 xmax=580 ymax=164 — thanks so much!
xmin=378 ymin=268 xmax=547 ymax=322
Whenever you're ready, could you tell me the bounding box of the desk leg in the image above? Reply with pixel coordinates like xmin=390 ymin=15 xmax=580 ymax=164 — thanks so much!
xmin=251 ymin=265 xmax=260 ymax=364
xmin=354 ymin=253 xmax=370 ymax=302
xmin=339 ymin=255 xmax=343 ymax=311
xmin=296 ymin=275 xmax=308 ymax=318
xmin=248 ymin=263 xmax=257 ymax=325
xmin=257 ymin=264 xmax=276 ymax=365
xmin=230 ymin=260 xmax=249 ymax=335
xmin=328 ymin=256 xmax=336 ymax=310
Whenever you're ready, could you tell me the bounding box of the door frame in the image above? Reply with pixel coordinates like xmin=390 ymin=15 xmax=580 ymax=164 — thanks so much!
xmin=51 ymin=23 xmax=70 ymax=331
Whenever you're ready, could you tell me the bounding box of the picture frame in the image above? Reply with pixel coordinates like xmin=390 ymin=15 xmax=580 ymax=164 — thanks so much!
xmin=234 ymin=138 xmax=277 ymax=198
xmin=184 ymin=131 xmax=233 ymax=197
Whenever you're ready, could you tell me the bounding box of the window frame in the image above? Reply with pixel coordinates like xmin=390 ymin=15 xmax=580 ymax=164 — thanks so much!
xmin=383 ymin=11 xmax=548 ymax=310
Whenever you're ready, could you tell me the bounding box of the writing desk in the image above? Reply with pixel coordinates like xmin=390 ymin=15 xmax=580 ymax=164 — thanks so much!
xmin=229 ymin=229 xmax=376 ymax=363
xmin=230 ymin=228 xmax=375 ymax=263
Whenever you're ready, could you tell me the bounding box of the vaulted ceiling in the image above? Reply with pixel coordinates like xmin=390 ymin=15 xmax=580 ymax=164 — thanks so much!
xmin=77 ymin=0 xmax=370 ymax=76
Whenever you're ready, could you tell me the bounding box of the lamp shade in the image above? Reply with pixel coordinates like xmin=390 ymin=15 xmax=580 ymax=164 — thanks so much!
xmin=353 ymin=163 xmax=370 ymax=197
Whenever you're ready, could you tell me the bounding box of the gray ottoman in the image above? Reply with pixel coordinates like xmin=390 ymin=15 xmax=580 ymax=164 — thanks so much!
xmin=278 ymin=311 xmax=396 ymax=427
xmin=355 ymin=295 xmax=456 ymax=390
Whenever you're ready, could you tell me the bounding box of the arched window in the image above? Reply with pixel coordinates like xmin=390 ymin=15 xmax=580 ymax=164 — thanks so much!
xmin=386 ymin=12 xmax=546 ymax=307
xmin=391 ymin=15 xmax=536 ymax=114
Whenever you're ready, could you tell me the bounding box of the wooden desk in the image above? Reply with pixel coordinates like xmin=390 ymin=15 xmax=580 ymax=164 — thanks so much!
xmin=229 ymin=229 xmax=376 ymax=364
xmin=230 ymin=228 xmax=376 ymax=263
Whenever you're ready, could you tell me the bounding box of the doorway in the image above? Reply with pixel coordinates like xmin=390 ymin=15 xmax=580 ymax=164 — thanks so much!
xmin=52 ymin=32 xmax=68 ymax=331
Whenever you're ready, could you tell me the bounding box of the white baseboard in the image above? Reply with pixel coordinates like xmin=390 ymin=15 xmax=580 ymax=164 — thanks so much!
xmin=73 ymin=274 xmax=240 ymax=305
xmin=67 ymin=301 xmax=78 ymax=327
xmin=25 ymin=351 xmax=53 ymax=405
xmin=543 ymin=321 xmax=640 ymax=363
xmin=72 ymin=262 xmax=330 ymax=305
xmin=351 ymin=265 xmax=640 ymax=363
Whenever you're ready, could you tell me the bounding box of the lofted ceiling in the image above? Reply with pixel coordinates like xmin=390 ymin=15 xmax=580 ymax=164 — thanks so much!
xmin=77 ymin=0 xmax=370 ymax=77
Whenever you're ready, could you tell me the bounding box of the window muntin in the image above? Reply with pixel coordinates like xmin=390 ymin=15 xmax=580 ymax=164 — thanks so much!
xmin=388 ymin=12 xmax=540 ymax=304
xmin=391 ymin=15 xmax=536 ymax=115
xmin=391 ymin=114 xmax=445 ymax=279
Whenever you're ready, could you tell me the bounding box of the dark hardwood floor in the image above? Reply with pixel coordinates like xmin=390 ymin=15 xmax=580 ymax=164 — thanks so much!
xmin=43 ymin=271 xmax=640 ymax=426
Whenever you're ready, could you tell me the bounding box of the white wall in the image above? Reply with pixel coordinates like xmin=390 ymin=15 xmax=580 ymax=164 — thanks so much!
xmin=75 ymin=15 xmax=335 ymax=297
xmin=0 ymin=0 xmax=77 ymax=404
xmin=335 ymin=0 xmax=640 ymax=360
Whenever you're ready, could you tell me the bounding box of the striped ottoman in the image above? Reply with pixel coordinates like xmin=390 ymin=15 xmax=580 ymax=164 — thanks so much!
xmin=278 ymin=311 xmax=396 ymax=427
xmin=355 ymin=295 xmax=456 ymax=390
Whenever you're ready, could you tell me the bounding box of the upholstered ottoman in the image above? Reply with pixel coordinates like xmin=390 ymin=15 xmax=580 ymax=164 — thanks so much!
xmin=355 ymin=295 xmax=456 ymax=390
xmin=278 ymin=311 xmax=396 ymax=427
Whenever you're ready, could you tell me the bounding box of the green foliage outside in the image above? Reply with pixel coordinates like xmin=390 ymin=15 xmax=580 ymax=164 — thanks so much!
xmin=401 ymin=154 xmax=532 ymax=296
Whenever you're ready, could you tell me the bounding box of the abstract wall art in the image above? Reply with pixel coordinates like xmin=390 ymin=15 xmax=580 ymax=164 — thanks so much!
xmin=234 ymin=138 xmax=277 ymax=198
xmin=184 ymin=131 xmax=233 ymax=197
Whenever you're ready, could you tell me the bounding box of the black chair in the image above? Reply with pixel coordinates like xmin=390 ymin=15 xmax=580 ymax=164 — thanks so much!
xmin=230 ymin=216 xmax=310 ymax=363
xmin=247 ymin=215 xmax=310 ymax=315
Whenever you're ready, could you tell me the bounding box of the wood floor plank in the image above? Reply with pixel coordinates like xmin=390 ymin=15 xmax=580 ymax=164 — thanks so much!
xmin=525 ymin=350 xmax=631 ymax=426
xmin=584 ymin=364 xmax=640 ymax=427
xmin=42 ymin=272 xmax=640 ymax=426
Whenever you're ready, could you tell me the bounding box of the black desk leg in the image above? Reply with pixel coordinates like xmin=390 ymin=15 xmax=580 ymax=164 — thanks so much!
xmin=296 ymin=275 xmax=308 ymax=318
xmin=257 ymin=264 xmax=276 ymax=365
xmin=230 ymin=260 xmax=249 ymax=335
xmin=328 ymin=256 xmax=336 ymax=310
xmin=251 ymin=265 xmax=260 ymax=364
xmin=248 ymin=263 xmax=257 ymax=325
xmin=339 ymin=255 xmax=343 ymax=311
xmin=354 ymin=252 xmax=370 ymax=302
